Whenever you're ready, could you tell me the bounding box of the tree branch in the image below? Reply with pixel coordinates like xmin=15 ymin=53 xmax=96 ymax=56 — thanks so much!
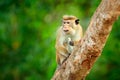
xmin=52 ymin=0 xmax=120 ymax=80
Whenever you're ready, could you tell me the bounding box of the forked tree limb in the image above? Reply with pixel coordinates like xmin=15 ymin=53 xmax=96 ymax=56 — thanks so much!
xmin=52 ymin=0 xmax=120 ymax=80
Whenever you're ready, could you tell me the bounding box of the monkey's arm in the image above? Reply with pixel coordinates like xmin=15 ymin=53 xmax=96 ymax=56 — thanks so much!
xmin=55 ymin=28 xmax=69 ymax=57
xmin=55 ymin=30 xmax=70 ymax=65
xmin=69 ymin=26 xmax=83 ymax=46
xmin=55 ymin=44 xmax=69 ymax=57
xmin=55 ymin=45 xmax=69 ymax=65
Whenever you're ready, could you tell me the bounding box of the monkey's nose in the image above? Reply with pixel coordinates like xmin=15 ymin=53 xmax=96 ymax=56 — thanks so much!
xmin=64 ymin=30 xmax=69 ymax=32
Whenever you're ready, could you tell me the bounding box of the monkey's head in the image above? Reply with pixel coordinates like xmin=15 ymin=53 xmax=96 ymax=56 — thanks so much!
xmin=62 ymin=15 xmax=80 ymax=35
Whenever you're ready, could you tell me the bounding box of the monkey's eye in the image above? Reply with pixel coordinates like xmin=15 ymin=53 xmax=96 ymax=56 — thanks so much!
xmin=63 ymin=22 xmax=66 ymax=24
xmin=67 ymin=22 xmax=70 ymax=24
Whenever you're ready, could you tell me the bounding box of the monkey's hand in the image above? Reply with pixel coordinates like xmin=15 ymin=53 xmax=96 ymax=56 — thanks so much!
xmin=68 ymin=38 xmax=74 ymax=46
xmin=69 ymin=41 xmax=74 ymax=46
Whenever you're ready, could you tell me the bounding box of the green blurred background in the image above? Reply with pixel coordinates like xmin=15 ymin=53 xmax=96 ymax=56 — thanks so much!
xmin=0 ymin=0 xmax=120 ymax=80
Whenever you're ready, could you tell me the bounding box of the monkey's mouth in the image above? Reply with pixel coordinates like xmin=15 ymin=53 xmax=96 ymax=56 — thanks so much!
xmin=64 ymin=30 xmax=69 ymax=32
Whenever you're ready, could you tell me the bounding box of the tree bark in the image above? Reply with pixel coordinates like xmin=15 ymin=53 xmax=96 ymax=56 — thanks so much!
xmin=52 ymin=0 xmax=120 ymax=80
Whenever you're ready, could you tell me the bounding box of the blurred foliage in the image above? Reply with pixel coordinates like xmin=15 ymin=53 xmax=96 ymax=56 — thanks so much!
xmin=0 ymin=0 xmax=120 ymax=80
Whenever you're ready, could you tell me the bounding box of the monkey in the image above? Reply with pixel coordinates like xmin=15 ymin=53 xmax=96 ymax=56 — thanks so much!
xmin=55 ymin=15 xmax=83 ymax=66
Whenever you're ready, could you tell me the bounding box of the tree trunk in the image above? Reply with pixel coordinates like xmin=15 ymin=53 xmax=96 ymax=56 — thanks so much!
xmin=52 ymin=0 xmax=120 ymax=80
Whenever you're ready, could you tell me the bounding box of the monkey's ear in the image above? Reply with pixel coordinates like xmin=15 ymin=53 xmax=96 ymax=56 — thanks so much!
xmin=75 ymin=19 xmax=79 ymax=25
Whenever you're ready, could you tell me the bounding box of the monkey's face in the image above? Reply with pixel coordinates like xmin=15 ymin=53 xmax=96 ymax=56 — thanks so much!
xmin=62 ymin=20 xmax=77 ymax=35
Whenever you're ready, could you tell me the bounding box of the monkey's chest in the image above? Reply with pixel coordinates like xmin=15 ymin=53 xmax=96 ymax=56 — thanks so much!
xmin=67 ymin=44 xmax=73 ymax=53
xmin=64 ymin=37 xmax=74 ymax=53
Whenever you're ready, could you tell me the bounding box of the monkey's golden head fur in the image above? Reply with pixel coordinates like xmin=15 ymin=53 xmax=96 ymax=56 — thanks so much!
xmin=63 ymin=15 xmax=77 ymax=20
